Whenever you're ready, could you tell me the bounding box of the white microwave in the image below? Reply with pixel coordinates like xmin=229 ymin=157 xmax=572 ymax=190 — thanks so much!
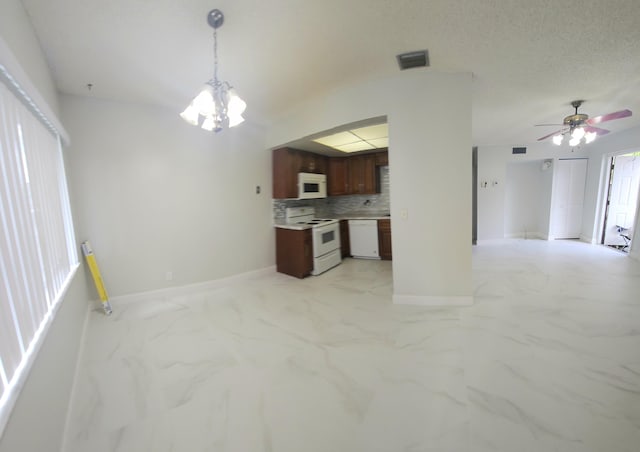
xmin=298 ymin=172 xmax=327 ymax=199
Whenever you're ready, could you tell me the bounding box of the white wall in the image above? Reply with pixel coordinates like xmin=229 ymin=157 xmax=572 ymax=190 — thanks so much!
xmin=0 ymin=2 xmax=90 ymax=451
xmin=538 ymin=161 xmax=554 ymax=239
xmin=477 ymin=146 xmax=507 ymax=239
xmin=268 ymin=71 xmax=473 ymax=305
xmin=505 ymin=161 xmax=548 ymax=238
xmin=478 ymin=143 xmax=593 ymax=241
xmin=0 ymin=0 xmax=59 ymax=115
xmin=61 ymin=95 xmax=274 ymax=297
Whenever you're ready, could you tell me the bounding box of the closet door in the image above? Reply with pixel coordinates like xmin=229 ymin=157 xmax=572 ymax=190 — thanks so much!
xmin=549 ymin=159 xmax=588 ymax=239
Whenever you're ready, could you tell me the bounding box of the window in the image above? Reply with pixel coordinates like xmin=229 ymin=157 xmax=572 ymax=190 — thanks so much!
xmin=0 ymin=74 xmax=78 ymax=434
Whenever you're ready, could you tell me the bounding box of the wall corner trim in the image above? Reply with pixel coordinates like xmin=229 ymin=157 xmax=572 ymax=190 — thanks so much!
xmin=392 ymin=294 xmax=473 ymax=307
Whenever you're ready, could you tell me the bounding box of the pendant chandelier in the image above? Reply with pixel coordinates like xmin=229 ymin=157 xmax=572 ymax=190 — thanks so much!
xmin=180 ymin=9 xmax=246 ymax=132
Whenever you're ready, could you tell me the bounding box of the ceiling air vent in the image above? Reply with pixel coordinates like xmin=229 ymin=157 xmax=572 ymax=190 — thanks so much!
xmin=396 ymin=50 xmax=430 ymax=70
xmin=512 ymin=147 xmax=527 ymax=154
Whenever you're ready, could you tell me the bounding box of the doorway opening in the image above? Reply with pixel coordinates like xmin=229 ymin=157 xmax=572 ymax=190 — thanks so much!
xmin=600 ymin=152 xmax=640 ymax=253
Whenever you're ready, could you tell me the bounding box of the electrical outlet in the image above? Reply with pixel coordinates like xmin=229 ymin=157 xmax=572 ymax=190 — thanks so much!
xmin=401 ymin=208 xmax=408 ymax=220
xmin=256 ymin=185 xmax=261 ymax=194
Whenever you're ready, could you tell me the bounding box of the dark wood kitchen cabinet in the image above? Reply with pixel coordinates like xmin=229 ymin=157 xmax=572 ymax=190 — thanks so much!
xmin=273 ymin=148 xmax=300 ymax=199
xmin=299 ymin=151 xmax=327 ymax=174
xmin=375 ymin=150 xmax=389 ymax=166
xmin=377 ymin=219 xmax=392 ymax=260
xmin=340 ymin=220 xmax=350 ymax=257
xmin=328 ymin=158 xmax=350 ymax=196
xmin=273 ymin=148 xmax=328 ymax=199
xmin=350 ymin=154 xmax=377 ymax=194
xmin=276 ymin=228 xmax=313 ymax=278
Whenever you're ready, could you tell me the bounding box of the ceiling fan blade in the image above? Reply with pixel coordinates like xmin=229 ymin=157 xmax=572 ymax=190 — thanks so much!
xmin=586 ymin=109 xmax=632 ymax=125
xmin=584 ymin=126 xmax=610 ymax=136
xmin=534 ymin=123 xmax=564 ymax=127
xmin=537 ymin=129 xmax=563 ymax=141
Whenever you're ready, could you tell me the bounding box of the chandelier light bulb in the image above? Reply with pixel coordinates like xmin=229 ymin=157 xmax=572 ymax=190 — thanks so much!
xmin=227 ymin=89 xmax=247 ymax=117
xmin=179 ymin=103 xmax=200 ymax=126
xmin=552 ymin=134 xmax=563 ymax=146
xmin=192 ymin=86 xmax=216 ymax=116
xmin=201 ymin=115 xmax=215 ymax=131
xmin=228 ymin=114 xmax=245 ymax=128
xmin=569 ymin=136 xmax=580 ymax=147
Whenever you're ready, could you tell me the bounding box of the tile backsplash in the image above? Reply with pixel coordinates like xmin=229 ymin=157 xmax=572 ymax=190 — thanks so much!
xmin=273 ymin=166 xmax=390 ymax=220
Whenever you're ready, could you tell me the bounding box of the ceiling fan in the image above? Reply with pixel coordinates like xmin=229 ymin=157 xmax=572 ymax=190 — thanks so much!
xmin=536 ymin=100 xmax=632 ymax=146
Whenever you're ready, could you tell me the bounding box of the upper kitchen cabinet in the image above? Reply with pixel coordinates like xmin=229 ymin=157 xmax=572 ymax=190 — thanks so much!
xmin=328 ymin=157 xmax=350 ymax=196
xmin=350 ymin=154 xmax=377 ymax=194
xmin=327 ymin=150 xmax=388 ymax=196
xmin=375 ymin=150 xmax=389 ymax=166
xmin=272 ymin=148 xmax=328 ymax=199
xmin=273 ymin=148 xmax=299 ymax=199
xmin=299 ymin=151 xmax=327 ymax=174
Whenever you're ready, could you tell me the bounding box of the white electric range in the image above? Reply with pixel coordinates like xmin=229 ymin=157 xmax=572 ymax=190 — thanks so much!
xmin=285 ymin=206 xmax=341 ymax=275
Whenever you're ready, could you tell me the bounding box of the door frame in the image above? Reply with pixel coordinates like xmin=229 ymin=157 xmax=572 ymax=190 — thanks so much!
xmin=595 ymin=148 xmax=640 ymax=252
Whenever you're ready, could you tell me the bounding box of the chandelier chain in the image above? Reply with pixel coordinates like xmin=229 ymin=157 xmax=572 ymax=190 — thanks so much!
xmin=212 ymin=28 xmax=219 ymax=87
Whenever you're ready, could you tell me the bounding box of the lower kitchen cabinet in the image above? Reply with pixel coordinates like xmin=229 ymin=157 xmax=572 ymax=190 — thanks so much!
xmin=275 ymin=228 xmax=313 ymax=278
xmin=340 ymin=220 xmax=350 ymax=257
xmin=378 ymin=219 xmax=392 ymax=260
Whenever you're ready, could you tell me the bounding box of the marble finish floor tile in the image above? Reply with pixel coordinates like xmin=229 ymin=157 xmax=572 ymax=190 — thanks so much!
xmin=63 ymin=240 xmax=640 ymax=452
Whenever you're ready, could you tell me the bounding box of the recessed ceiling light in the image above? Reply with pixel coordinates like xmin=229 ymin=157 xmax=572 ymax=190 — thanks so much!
xmin=350 ymin=124 xmax=388 ymax=140
xmin=335 ymin=142 xmax=376 ymax=153
xmin=313 ymin=124 xmax=388 ymax=153
xmin=313 ymin=131 xmax=359 ymax=147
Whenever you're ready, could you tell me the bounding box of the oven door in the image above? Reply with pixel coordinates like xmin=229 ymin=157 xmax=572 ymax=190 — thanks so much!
xmin=312 ymin=222 xmax=341 ymax=257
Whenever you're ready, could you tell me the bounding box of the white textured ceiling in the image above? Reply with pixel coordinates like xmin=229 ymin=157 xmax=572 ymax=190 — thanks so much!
xmin=21 ymin=0 xmax=640 ymax=147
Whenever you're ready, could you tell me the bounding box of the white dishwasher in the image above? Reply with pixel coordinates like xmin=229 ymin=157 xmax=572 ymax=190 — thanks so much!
xmin=348 ymin=220 xmax=380 ymax=259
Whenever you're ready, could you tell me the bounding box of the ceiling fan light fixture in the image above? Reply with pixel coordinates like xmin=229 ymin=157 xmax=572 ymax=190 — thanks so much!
xmin=571 ymin=127 xmax=586 ymax=140
xmin=537 ymin=100 xmax=631 ymax=146
xmin=585 ymin=131 xmax=597 ymax=143
xmin=552 ymin=134 xmax=563 ymax=145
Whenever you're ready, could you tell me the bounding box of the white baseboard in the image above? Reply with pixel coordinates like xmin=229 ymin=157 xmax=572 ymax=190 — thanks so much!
xmin=504 ymin=232 xmax=547 ymax=240
xmin=110 ymin=266 xmax=277 ymax=304
xmin=393 ymin=294 xmax=474 ymax=306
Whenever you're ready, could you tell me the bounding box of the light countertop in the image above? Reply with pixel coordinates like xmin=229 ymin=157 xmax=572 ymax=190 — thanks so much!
xmin=274 ymin=212 xmax=390 ymax=229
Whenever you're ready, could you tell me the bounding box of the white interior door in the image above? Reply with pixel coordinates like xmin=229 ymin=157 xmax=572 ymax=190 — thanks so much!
xmin=549 ymin=159 xmax=588 ymax=239
xmin=603 ymin=155 xmax=640 ymax=246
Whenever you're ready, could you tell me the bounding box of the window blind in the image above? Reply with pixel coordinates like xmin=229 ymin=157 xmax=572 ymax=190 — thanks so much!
xmin=0 ymin=77 xmax=78 ymax=434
